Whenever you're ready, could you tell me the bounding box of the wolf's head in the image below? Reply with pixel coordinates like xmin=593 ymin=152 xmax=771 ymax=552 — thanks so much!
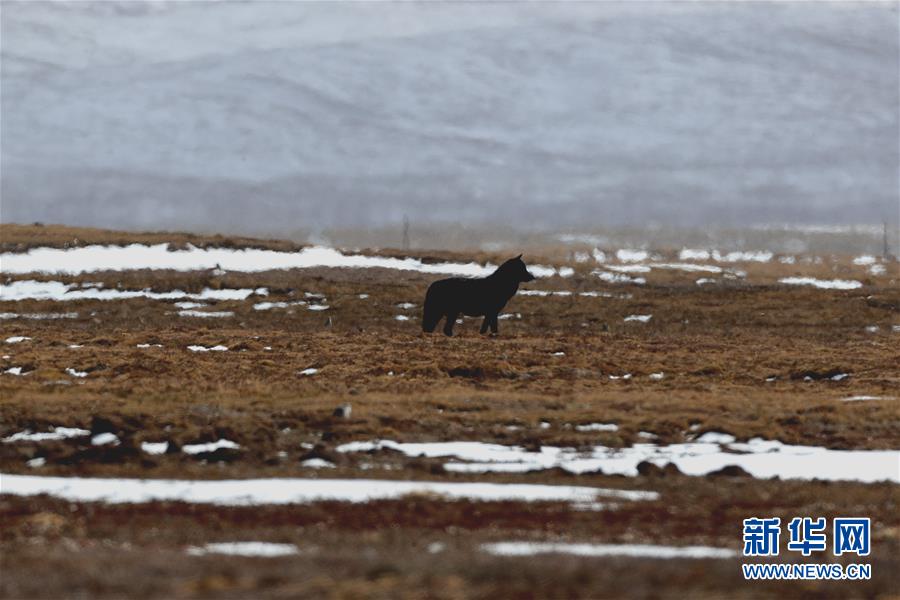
xmin=498 ymin=254 xmax=535 ymax=283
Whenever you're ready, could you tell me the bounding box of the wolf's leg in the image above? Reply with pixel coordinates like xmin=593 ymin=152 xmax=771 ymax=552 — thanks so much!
xmin=443 ymin=312 xmax=458 ymax=336
xmin=489 ymin=313 xmax=499 ymax=335
xmin=422 ymin=302 xmax=441 ymax=333
xmin=480 ymin=317 xmax=490 ymax=334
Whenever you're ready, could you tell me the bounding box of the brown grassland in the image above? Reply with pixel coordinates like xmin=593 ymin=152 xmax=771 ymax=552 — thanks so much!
xmin=1 ymin=224 xmax=898 ymax=599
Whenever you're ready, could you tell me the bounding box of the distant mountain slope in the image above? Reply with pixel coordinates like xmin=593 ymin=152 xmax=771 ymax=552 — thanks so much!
xmin=2 ymin=2 xmax=897 ymax=232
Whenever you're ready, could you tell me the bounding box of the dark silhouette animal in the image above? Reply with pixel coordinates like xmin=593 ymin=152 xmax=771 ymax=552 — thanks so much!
xmin=422 ymin=255 xmax=535 ymax=336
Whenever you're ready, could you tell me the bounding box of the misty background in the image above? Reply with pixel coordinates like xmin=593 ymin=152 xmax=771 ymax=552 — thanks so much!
xmin=1 ymin=1 xmax=898 ymax=250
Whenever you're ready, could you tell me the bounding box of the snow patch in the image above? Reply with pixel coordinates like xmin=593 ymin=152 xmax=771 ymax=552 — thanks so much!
xmin=182 ymin=439 xmax=240 ymax=455
xmin=779 ymin=277 xmax=862 ymax=290
xmin=186 ymin=542 xmax=300 ymax=557
xmin=624 ymin=314 xmax=652 ymax=323
xmin=0 ymin=474 xmax=647 ymax=505
xmin=482 ymin=542 xmax=737 ymax=559
xmin=575 ymin=423 xmax=619 ymax=432
xmin=3 ymin=427 xmax=90 ymax=443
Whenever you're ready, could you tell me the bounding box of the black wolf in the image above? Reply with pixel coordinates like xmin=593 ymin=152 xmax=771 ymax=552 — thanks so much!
xmin=422 ymin=255 xmax=535 ymax=336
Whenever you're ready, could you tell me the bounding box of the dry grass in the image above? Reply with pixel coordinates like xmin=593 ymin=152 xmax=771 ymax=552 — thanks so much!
xmin=1 ymin=225 xmax=898 ymax=598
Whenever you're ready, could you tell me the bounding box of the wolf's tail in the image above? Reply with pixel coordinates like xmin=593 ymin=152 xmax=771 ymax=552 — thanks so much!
xmin=422 ymin=286 xmax=442 ymax=333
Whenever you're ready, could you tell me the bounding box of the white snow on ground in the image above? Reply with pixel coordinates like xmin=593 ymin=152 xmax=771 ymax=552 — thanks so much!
xmin=841 ymin=396 xmax=895 ymax=402
xmin=519 ymin=290 xmax=572 ymax=297
xmin=91 ymin=433 xmax=119 ymax=446
xmin=0 ymin=245 xmax=569 ymax=279
xmin=869 ymin=264 xmax=886 ymax=275
xmin=679 ymin=249 xmax=710 ymax=261
xmin=27 ymin=457 xmax=46 ymax=468
xmin=0 ymin=474 xmax=653 ymax=505
xmin=853 ymin=255 xmax=876 ymax=265
xmin=136 ymin=343 xmax=163 ymax=348
xmin=68 ymin=344 xmax=83 ymax=349
xmin=174 ymin=302 xmax=205 ymax=309
xmin=141 ymin=441 xmax=169 ymax=455
xmin=187 ymin=345 xmax=229 ymax=352
xmin=306 ymin=305 xmax=330 ymax=311
xmin=182 ymin=439 xmax=240 ymax=455
xmin=624 ymin=315 xmax=652 ymax=323
xmin=678 ymin=249 xmax=772 ymax=263
xmin=65 ymin=368 xmax=88 ymax=378
xmin=0 ymin=280 xmax=263 ymax=302
xmin=337 ymin=439 xmax=899 ymax=483
xmin=575 ymin=423 xmax=618 ymax=432
xmin=178 ymin=310 xmax=235 ymax=318
xmin=779 ymin=277 xmax=862 ymax=290
xmin=694 ymin=432 xmax=736 ymax=444
xmin=396 ymin=302 xmax=416 ymax=309
xmin=606 ymin=265 xmax=652 ymax=274
xmin=3 ymin=427 xmax=90 ymax=443
xmin=253 ymin=301 xmax=307 ymax=310
xmin=616 ymin=250 xmax=649 ymax=263
xmin=186 ymin=542 xmax=300 ymax=557
xmin=0 ymin=312 xmax=78 ymax=320
xmin=299 ymin=368 xmax=318 ymax=376
xmin=358 ymin=294 xmax=369 ymax=299
xmin=593 ymin=271 xmax=646 ymax=285
xmin=482 ymin=542 xmax=737 ymax=559
xmin=696 ymin=278 xmax=716 ymax=285
xmin=5 ymin=336 xmax=31 ymax=344
xmin=301 ymin=458 xmax=336 ymax=469
xmin=394 ymin=315 xmax=410 ymax=321
xmin=649 ymin=372 xmax=665 ymax=380
xmin=714 ymin=251 xmax=773 ymax=263
xmin=865 ymin=325 xmax=879 ymax=333
xmin=4 ymin=367 xmax=26 ymax=376
xmin=650 ymin=263 xmax=722 ymax=273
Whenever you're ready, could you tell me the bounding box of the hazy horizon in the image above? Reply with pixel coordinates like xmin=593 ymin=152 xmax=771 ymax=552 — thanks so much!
xmin=2 ymin=1 xmax=898 ymax=239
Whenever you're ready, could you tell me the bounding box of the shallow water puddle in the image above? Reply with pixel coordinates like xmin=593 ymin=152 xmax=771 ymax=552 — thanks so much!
xmin=0 ymin=245 xmax=569 ymax=278
xmin=0 ymin=475 xmax=652 ymax=505
xmin=337 ymin=438 xmax=899 ymax=483
xmin=482 ymin=542 xmax=738 ymax=559
xmin=186 ymin=542 xmax=300 ymax=557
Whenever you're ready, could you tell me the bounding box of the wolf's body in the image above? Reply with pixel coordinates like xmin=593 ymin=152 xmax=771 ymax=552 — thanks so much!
xmin=422 ymin=255 xmax=535 ymax=336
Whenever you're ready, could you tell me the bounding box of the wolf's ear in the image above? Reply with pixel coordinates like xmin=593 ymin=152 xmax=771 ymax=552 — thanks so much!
xmin=516 ymin=254 xmax=522 ymax=260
